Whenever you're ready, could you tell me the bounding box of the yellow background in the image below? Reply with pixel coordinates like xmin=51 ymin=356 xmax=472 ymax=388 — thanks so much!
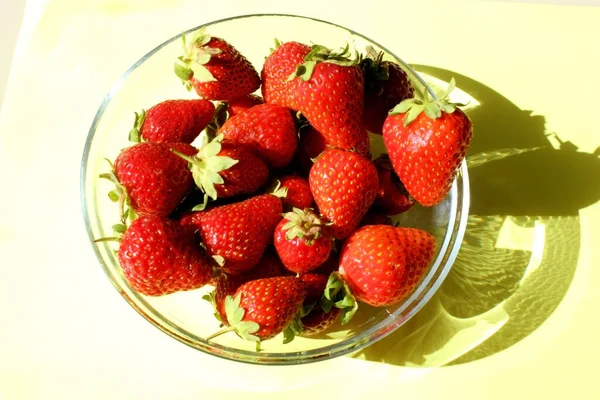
xmin=1 ymin=0 xmax=599 ymax=398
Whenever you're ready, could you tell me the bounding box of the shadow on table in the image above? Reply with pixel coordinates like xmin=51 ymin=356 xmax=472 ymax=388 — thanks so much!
xmin=351 ymin=65 xmax=600 ymax=367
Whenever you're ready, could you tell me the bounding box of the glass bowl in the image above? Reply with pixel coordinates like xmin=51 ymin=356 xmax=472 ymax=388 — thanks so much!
xmin=81 ymin=14 xmax=469 ymax=365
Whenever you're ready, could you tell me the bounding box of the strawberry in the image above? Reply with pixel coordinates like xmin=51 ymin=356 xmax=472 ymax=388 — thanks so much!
xmin=208 ymin=276 xmax=306 ymax=343
xmin=261 ymin=40 xmax=311 ymax=110
xmin=173 ymin=134 xmax=268 ymax=207
xmin=209 ymin=249 xmax=286 ymax=324
xmin=117 ymin=215 xmax=213 ymax=296
xmin=299 ymin=273 xmax=341 ymax=336
xmin=309 ymin=148 xmax=378 ymax=239
xmin=182 ymin=193 xmax=284 ymax=275
xmin=128 ymin=99 xmax=215 ymax=144
xmin=338 ymin=225 xmax=435 ymax=307
xmin=373 ymin=154 xmax=414 ymax=215
xmin=274 ymin=208 xmax=332 ymax=274
xmin=112 ymin=142 xmax=196 ymax=216
xmin=294 ymin=126 xmax=328 ymax=175
xmin=219 ymin=103 xmax=298 ymax=168
xmin=289 ymin=44 xmax=370 ymax=155
xmin=383 ymin=79 xmax=473 ymax=206
xmin=362 ymin=47 xmax=414 ymax=135
xmin=175 ymin=27 xmax=260 ymax=101
xmin=278 ymin=175 xmax=313 ymax=211
xmin=227 ymin=94 xmax=264 ymax=117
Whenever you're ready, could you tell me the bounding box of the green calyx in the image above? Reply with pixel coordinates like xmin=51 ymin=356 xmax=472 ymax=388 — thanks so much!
xmin=389 ymin=77 xmax=465 ymax=127
xmin=98 ymin=158 xmax=137 ymax=240
xmin=288 ymin=42 xmax=360 ymax=82
xmin=174 ymin=27 xmax=221 ymax=90
xmin=206 ymin=293 xmax=260 ymax=344
xmin=171 ymin=133 xmax=238 ymax=210
xmin=205 ymin=102 xmax=229 ymax=140
xmin=281 ymin=208 xmax=329 ymax=245
xmin=128 ymin=110 xmax=146 ymax=143
xmin=269 ymin=179 xmax=289 ymax=199
xmin=322 ymin=272 xmax=358 ymax=325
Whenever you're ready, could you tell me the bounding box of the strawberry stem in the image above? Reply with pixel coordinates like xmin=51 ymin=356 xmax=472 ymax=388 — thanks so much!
xmin=206 ymin=325 xmax=236 ymax=341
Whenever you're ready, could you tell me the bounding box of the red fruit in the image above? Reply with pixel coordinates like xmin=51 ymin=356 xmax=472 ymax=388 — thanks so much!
xmin=294 ymin=126 xmax=328 ymax=174
xmin=362 ymin=48 xmax=414 ymax=135
xmin=290 ymin=44 xmax=370 ymax=155
xmin=261 ymin=41 xmax=311 ymax=110
xmin=278 ymin=175 xmax=314 ymax=210
xmin=175 ymin=27 xmax=260 ymax=101
xmin=309 ymin=148 xmax=378 ymax=239
xmin=382 ymin=79 xmax=473 ymax=206
xmin=227 ymin=94 xmax=264 ymax=117
xmin=219 ymin=103 xmax=298 ymax=168
xmin=214 ymin=144 xmax=269 ymax=197
xmin=209 ymin=276 xmax=306 ymax=341
xmin=212 ymin=250 xmax=286 ymax=323
xmin=118 ymin=215 xmax=213 ymax=296
xmin=373 ymin=155 xmax=414 ymax=215
xmin=185 ymin=194 xmax=284 ymax=275
xmin=313 ymin=250 xmax=340 ymax=276
xmin=130 ymin=99 xmax=215 ymax=144
xmin=299 ymin=273 xmax=341 ymax=336
xmin=113 ymin=142 xmax=196 ymax=216
xmin=339 ymin=225 xmax=436 ymax=307
xmin=274 ymin=208 xmax=332 ymax=274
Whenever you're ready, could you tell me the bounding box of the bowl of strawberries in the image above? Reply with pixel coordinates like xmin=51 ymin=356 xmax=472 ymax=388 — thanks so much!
xmin=81 ymin=14 xmax=471 ymax=364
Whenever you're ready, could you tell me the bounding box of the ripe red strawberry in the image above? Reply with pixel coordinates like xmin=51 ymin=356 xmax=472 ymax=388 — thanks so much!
xmin=362 ymin=47 xmax=414 ymax=135
xmin=227 ymin=94 xmax=264 ymax=117
xmin=113 ymin=142 xmax=196 ymax=216
xmin=383 ymin=79 xmax=473 ymax=206
xmin=117 ymin=215 xmax=213 ymax=296
xmin=338 ymin=225 xmax=435 ymax=307
xmin=175 ymin=27 xmax=260 ymax=101
xmin=274 ymin=208 xmax=332 ymax=274
xmin=183 ymin=194 xmax=284 ymax=275
xmin=299 ymin=273 xmax=341 ymax=336
xmin=129 ymin=99 xmax=215 ymax=144
xmin=278 ymin=175 xmax=313 ymax=210
xmin=309 ymin=148 xmax=378 ymax=239
xmin=219 ymin=103 xmax=298 ymax=168
xmin=210 ymin=249 xmax=286 ymax=323
xmin=208 ymin=276 xmax=306 ymax=342
xmin=290 ymin=44 xmax=370 ymax=155
xmin=174 ymin=134 xmax=269 ymax=206
xmin=373 ymin=154 xmax=414 ymax=215
xmin=294 ymin=126 xmax=328 ymax=174
xmin=261 ymin=40 xmax=311 ymax=110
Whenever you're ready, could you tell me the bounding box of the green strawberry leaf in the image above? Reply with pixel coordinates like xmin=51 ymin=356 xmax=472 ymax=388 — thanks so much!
xmin=189 ymin=63 xmax=217 ymax=83
xmin=112 ymin=223 xmax=127 ymax=234
xmin=174 ymin=58 xmax=193 ymax=81
xmin=282 ymin=311 xmax=304 ymax=344
xmin=404 ymin=104 xmax=425 ymax=126
xmin=322 ymin=272 xmax=358 ymax=324
xmin=108 ymin=190 xmax=120 ymax=202
xmin=424 ymin=102 xmax=442 ymax=120
xmin=128 ymin=110 xmax=145 ymax=143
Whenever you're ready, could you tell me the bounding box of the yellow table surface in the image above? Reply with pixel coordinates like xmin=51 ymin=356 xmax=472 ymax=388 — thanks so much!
xmin=1 ymin=0 xmax=599 ymax=398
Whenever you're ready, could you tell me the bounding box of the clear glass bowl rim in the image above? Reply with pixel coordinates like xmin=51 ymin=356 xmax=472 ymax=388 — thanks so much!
xmin=80 ymin=13 xmax=470 ymax=365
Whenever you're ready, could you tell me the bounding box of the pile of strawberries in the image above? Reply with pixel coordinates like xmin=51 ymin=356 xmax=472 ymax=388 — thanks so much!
xmin=98 ymin=26 xmax=472 ymax=347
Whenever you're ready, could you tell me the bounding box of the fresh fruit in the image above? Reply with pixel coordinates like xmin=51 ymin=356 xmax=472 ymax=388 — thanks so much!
xmin=362 ymin=47 xmax=414 ymax=135
xmin=174 ymin=134 xmax=269 ymax=206
xmin=373 ymin=154 xmax=414 ymax=215
xmin=129 ymin=99 xmax=215 ymax=144
xmin=290 ymin=44 xmax=370 ymax=155
xmin=277 ymin=175 xmax=313 ymax=210
xmin=299 ymin=273 xmax=341 ymax=336
xmin=261 ymin=40 xmax=311 ymax=110
xmin=294 ymin=126 xmax=328 ymax=174
xmin=338 ymin=225 xmax=435 ymax=307
xmin=175 ymin=27 xmax=260 ymax=100
xmin=113 ymin=142 xmax=197 ymax=216
xmin=309 ymin=148 xmax=378 ymax=239
xmin=118 ymin=215 xmax=213 ymax=296
xmin=219 ymin=103 xmax=298 ymax=168
xmin=208 ymin=276 xmax=306 ymax=342
xmin=227 ymin=94 xmax=264 ymax=117
xmin=274 ymin=208 xmax=332 ymax=274
xmin=382 ymin=79 xmax=473 ymax=206
xmin=182 ymin=194 xmax=284 ymax=275
xmin=210 ymin=249 xmax=286 ymax=323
